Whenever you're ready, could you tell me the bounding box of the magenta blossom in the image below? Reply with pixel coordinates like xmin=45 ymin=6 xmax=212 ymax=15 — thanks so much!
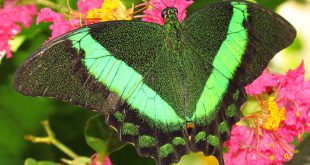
xmin=225 ymin=126 xmax=295 ymax=165
xmin=77 ymin=0 xmax=104 ymax=14
xmin=0 ymin=2 xmax=37 ymax=59
xmin=246 ymin=62 xmax=310 ymax=141
xmin=91 ymin=153 xmax=112 ymax=165
xmin=142 ymin=0 xmax=193 ymax=25
xmin=36 ymin=0 xmax=104 ymax=40
xmin=225 ymin=62 xmax=310 ymax=165
xmin=36 ymin=8 xmax=79 ymax=41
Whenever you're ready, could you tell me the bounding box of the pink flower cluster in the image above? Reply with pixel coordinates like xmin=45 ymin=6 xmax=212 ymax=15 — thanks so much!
xmin=36 ymin=8 xmax=78 ymax=41
xmin=91 ymin=153 xmax=112 ymax=165
xmin=225 ymin=62 xmax=310 ymax=165
xmin=246 ymin=62 xmax=310 ymax=140
xmin=37 ymin=0 xmax=103 ymax=40
xmin=77 ymin=0 xmax=103 ymax=14
xmin=0 ymin=2 xmax=37 ymax=59
xmin=142 ymin=0 xmax=193 ymax=25
xmin=225 ymin=125 xmax=295 ymax=165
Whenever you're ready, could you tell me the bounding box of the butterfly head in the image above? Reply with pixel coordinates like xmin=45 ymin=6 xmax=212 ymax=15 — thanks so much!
xmin=161 ymin=7 xmax=178 ymax=19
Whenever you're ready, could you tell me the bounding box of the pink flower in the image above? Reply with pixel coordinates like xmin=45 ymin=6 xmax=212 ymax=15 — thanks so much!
xmin=225 ymin=62 xmax=310 ymax=165
xmin=37 ymin=0 xmax=105 ymax=40
xmin=36 ymin=8 xmax=79 ymax=40
xmin=77 ymin=0 xmax=104 ymax=14
xmin=224 ymin=126 xmax=294 ymax=165
xmin=224 ymin=126 xmax=271 ymax=165
xmin=246 ymin=62 xmax=310 ymax=141
xmin=142 ymin=0 xmax=193 ymax=25
xmin=91 ymin=154 xmax=112 ymax=165
xmin=245 ymin=69 xmax=280 ymax=95
xmin=0 ymin=2 xmax=37 ymax=59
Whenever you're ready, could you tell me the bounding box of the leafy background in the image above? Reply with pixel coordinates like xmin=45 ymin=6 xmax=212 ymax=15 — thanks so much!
xmin=0 ymin=0 xmax=309 ymax=165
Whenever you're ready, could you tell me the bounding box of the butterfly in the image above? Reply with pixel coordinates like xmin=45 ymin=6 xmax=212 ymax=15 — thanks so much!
xmin=14 ymin=0 xmax=296 ymax=164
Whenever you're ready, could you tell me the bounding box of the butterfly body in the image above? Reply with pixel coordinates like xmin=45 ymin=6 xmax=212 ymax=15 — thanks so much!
xmin=14 ymin=1 xmax=296 ymax=165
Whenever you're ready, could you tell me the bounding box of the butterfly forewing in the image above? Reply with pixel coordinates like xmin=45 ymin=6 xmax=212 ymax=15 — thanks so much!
xmin=181 ymin=1 xmax=296 ymax=164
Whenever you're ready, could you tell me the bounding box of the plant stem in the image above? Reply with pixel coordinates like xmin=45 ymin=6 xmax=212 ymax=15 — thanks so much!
xmin=25 ymin=120 xmax=79 ymax=159
xmin=19 ymin=0 xmax=69 ymax=13
xmin=52 ymin=138 xmax=79 ymax=159
xmin=37 ymin=0 xmax=69 ymax=12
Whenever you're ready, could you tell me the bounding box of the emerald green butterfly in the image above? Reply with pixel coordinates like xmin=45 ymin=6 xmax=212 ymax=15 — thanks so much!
xmin=14 ymin=1 xmax=296 ymax=164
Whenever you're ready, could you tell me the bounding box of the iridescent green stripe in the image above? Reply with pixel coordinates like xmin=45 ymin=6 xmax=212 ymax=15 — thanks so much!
xmin=69 ymin=29 xmax=183 ymax=130
xmin=194 ymin=2 xmax=249 ymax=124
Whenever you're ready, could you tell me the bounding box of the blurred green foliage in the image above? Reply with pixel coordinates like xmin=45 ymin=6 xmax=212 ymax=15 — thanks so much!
xmin=0 ymin=0 xmax=309 ymax=165
xmin=84 ymin=115 xmax=126 ymax=160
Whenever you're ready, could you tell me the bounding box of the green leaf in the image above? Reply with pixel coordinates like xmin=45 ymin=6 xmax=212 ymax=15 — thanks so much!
xmin=24 ymin=158 xmax=58 ymax=165
xmin=286 ymin=133 xmax=310 ymax=165
xmin=84 ymin=115 xmax=126 ymax=160
xmin=110 ymin=145 xmax=155 ymax=165
xmin=121 ymin=0 xmax=143 ymax=8
xmin=72 ymin=157 xmax=91 ymax=165
xmin=9 ymin=35 xmax=26 ymax=52
xmin=241 ymin=97 xmax=261 ymax=116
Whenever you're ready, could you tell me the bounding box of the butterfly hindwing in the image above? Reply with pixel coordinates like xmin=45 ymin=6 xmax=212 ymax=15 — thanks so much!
xmin=181 ymin=1 xmax=296 ymax=163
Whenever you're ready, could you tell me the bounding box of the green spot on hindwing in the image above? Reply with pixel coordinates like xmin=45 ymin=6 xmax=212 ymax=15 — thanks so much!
xmin=219 ymin=121 xmax=229 ymax=133
xmin=207 ymin=135 xmax=220 ymax=147
xmin=122 ymin=123 xmax=139 ymax=136
xmin=195 ymin=132 xmax=207 ymax=143
xmin=113 ymin=112 xmax=125 ymax=122
xmin=159 ymin=144 xmax=174 ymax=158
xmin=172 ymin=137 xmax=186 ymax=146
xmin=226 ymin=104 xmax=237 ymax=117
xmin=138 ymin=135 xmax=156 ymax=148
xmin=233 ymin=90 xmax=240 ymax=101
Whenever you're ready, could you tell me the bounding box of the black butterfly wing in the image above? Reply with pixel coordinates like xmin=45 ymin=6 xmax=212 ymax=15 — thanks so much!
xmin=14 ymin=21 xmax=190 ymax=165
xmin=181 ymin=1 xmax=296 ymax=164
xmin=14 ymin=21 xmax=165 ymax=114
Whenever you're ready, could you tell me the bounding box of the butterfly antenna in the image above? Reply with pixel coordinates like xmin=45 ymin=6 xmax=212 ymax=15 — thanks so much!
xmin=160 ymin=0 xmax=168 ymax=7
xmin=172 ymin=0 xmax=177 ymax=8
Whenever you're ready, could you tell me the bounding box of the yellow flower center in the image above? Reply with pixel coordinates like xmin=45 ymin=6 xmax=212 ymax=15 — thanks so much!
xmin=86 ymin=0 xmax=133 ymax=22
xmin=284 ymin=153 xmax=290 ymax=159
xmin=269 ymin=155 xmax=275 ymax=161
xmin=263 ymin=97 xmax=286 ymax=131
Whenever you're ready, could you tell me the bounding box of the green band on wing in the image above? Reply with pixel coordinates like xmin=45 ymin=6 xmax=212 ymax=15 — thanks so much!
xmin=194 ymin=2 xmax=249 ymax=124
xmin=69 ymin=29 xmax=183 ymax=131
